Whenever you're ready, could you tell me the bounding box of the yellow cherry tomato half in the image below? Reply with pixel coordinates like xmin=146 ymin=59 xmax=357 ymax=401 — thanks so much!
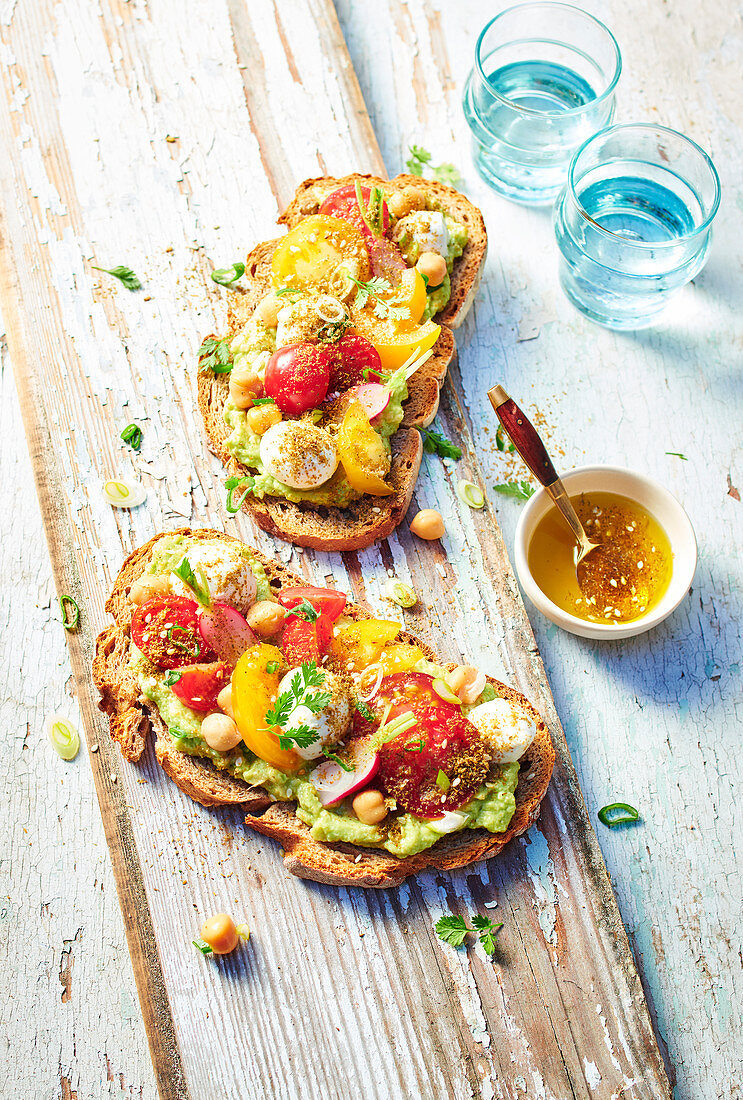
xmin=330 ymin=619 xmax=401 ymax=672
xmin=381 ymin=268 xmax=427 ymax=324
xmin=231 ymin=643 xmax=300 ymax=772
xmin=377 ymin=642 xmax=427 ymax=676
xmin=337 ymin=400 xmax=394 ymax=496
xmin=271 ymin=214 xmax=371 ymax=297
xmin=349 ymin=308 xmax=440 ymax=371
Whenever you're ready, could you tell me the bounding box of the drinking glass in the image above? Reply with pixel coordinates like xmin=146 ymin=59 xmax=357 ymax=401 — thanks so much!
xmin=462 ymin=3 xmax=621 ymax=204
xmin=553 ymin=124 xmax=721 ymax=328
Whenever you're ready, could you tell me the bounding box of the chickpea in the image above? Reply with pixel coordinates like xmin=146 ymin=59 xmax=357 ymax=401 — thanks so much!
xmin=416 ymin=251 xmax=447 ymax=289
xmin=246 ymin=599 xmax=286 ymax=638
xmin=410 ymin=509 xmax=446 ymax=540
xmin=245 ymin=402 xmax=282 ymax=436
xmin=129 ymin=573 xmax=172 ymax=605
xmin=254 ymin=293 xmax=280 ymax=328
xmin=447 ymin=665 xmax=487 ymax=705
xmin=216 ymin=683 xmax=235 ymax=719
xmin=352 ymin=789 xmax=388 ymax=825
xmin=200 ymin=913 xmax=239 ymax=955
xmin=387 ymin=185 xmax=426 ymax=220
xmin=229 ymin=363 xmax=263 ymax=410
xmin=201 ymin=712 xmax=242 ymax=752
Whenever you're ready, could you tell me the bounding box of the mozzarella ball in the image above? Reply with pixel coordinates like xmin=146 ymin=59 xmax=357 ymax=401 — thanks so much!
xmin=169 ymin=541 xmax=257 ymax=614
xmin=392 ymin=210 xmax=449 ymax=258
xmin=260 ymin=421 xmax=338 ymax=490
xmin=276 ymin=668 xmax=352 ymax=761
xmin=466 ymin=698 xmax=537 ymax=764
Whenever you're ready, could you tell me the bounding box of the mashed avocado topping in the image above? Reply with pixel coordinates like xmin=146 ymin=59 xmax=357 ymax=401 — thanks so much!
xmin=136 ymin=662 xmax=519 ymax=858
xmin=145 ymin=532 xmax=274 ymax=602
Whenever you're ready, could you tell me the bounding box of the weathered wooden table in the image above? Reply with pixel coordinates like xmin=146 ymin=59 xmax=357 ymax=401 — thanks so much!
xmin=2 ymin=1 xmax=740 ymax=1098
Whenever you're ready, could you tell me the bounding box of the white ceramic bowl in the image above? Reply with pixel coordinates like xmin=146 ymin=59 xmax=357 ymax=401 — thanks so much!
xmin=514 ymin=465 xmax=697 ymax=640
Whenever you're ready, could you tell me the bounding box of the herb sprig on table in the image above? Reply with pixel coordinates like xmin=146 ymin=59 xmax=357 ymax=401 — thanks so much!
xmin=435 ymin=913 xmax=503 ymax=956
xmin=92 ymin=265 xmax=142 ymax=291
xmin=405 ymin=145 xmax=463 ymax=188
xmin=492 ymin=479 xmax=535 ymax=502
xmin=419 ymin=428 xmax=462 ymax=461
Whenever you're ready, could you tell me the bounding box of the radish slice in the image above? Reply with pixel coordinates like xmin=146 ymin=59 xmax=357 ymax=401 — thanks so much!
xmin=310 ymin=737 xmax=379 ymax=807
xmin=349 ymin=383 xmax=390 ymax=421
xmin=427 ymin=810 xmax=469 ymax=834
xmin=198 ymin=603 xmax=255 ymax=665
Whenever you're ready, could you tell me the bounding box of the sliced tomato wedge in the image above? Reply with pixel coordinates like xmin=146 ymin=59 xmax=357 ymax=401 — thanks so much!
xmin=328 ymin=333 xmax=382 ymax=393
xmin=354 ymin=672 xmax=491 ymax=816
xmin=278 ymin=586 xmax=347 ymax=621
xmin=131 ymin=597 xmax=216 ymax=670
xmin=170 ymin=662 xmax=231 ymax=713
xmin=319 ymin=184 xmax=390 ymax=239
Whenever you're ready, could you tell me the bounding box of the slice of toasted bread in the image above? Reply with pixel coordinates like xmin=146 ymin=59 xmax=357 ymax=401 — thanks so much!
xmin=196 ymin=173 xmax=485 ymax=551
xmin=94 ymin=529 xmax=555 ymax=889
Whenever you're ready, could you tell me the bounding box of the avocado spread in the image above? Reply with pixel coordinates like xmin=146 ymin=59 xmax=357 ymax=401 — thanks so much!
xmin=136 ymin=567 xmax=519 ymax=859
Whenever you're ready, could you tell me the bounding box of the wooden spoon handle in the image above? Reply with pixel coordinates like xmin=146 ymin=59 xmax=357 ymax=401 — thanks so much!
xmin=488 ymin=384 xmax=559 ymax=488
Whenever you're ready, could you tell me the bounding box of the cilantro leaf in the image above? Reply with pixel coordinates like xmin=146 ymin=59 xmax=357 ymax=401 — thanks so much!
xmin=420 ymin=428 xmax=462 ymax=460
xmin=405 ymin=145 xmax=463 ymax=188
xmin=471 ymin=915 xmax=503 ymax=957
xmin=198 ymin=336 xmax=232 ymax=374
xmin=277 ymin=725 xmax=318 ymax=750
xmin=492 ymin=480 xmax=535 ymax=502
xmin=265 ymin=662 xmax=329 ymax=732
xmin=211 ymin=262 xmax=245 ymax=287
xmin=434 ymin=915 xmax=469 ymax=948
xmin=92 ymin=264 xmax=142 ymax=290
xmin=349 ymin=274 xmax=408 ymax=321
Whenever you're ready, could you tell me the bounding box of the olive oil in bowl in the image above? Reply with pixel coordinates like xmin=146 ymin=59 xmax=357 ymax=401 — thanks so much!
xmin=527 ymin=491 xmax=673 ymax=625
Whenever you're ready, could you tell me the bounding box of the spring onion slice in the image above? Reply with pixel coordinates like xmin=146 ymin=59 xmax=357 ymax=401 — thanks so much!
xmin=432 ymin=678 xmax=461 ymax=706
xmin=192 ymin=938 xmax=214 ymax=956
xmin=383 ymin=577 xmax=417 ymax=608
xmin=47 ymin=714 xmax=80 ymax=760
xmin=236 ymin=923 xmax=250 ymax=943
xmin=457 ymin=480 xmax=485 ymax=509
xmin=598 ymin=803 xmax=639 ymax=828
xmin=59 ymin=594 xmax=80 ymax=631
xmin=102 ymin=478 xmax=147 ymax=508
xmin=435 ymin=769 xmax=451 ymax=791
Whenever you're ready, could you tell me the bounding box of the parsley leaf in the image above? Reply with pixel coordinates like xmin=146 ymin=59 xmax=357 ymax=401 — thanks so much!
xmin=405 ymin=146 xmax=462 ymax=188
xmin=492 ymin=480 xmax=535 ymax=502
xmin=434 ymin=915 xmax=469 ymax=948
xmin=92 ymin=264 xmax=142 ymax=291
xmin=495 ymin=424 xmax=515 ymax=453
xmin=211 ymin=262 xmax=245 ymax=286
xmin=225 ymin=475 xmax=255 ymax=513
xmin=471 ymin=915 xmax=503 ymax=957
xmin=420 ymin=428 xmax=462 ymax=460
xmin=284 ymin=598 xmax=319 ymax=623
xmin=198 ymin=336 xmax=232 ymax=374
xmin=278 ymin=725 xmax=319 ymax=751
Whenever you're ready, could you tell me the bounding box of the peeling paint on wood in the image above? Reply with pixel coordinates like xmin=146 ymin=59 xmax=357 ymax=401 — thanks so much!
xmin=1 ymin=0 xmax=740 ymax=1099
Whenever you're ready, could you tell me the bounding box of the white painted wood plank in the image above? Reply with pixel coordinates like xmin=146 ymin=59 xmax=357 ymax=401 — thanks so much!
xmin=336 ymin=2 xmax=743 ymax=1097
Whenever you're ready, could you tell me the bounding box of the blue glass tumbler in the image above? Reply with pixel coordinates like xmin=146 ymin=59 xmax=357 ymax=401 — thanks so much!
xmin=463 ymin=3 xmax=621 ymax=205
xmin=553 ymin=123 xmax=721 ymax=328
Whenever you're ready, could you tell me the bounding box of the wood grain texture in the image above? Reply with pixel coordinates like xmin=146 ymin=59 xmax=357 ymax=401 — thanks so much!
xmin=0 ymin=0 xmax=737 ymax=1098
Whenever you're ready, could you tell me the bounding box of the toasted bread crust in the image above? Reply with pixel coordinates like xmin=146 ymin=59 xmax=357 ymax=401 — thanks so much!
xmin=196 ymin=173 xmax=485 ymax=550
xmin=94 ymin=529 xmax=555 ymax=888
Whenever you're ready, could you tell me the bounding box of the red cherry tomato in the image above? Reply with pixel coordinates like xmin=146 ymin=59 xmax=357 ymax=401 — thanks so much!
xmin=319 ymin=184 xmax=390 ymax=238
xmin=170 ymin=662 xmax=231 ymax=713
xmin=328 ymin=333 xmax=383 ymax=393
xmin=264 ymin=343 xmax=335 ymax=415
xmin=131 ymin=597 xmax=216 ymax=670
xmin=278 ymin=586 xmax=347 ymax=621
xmin=354 ymin=672 xmax=491 ymax=816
